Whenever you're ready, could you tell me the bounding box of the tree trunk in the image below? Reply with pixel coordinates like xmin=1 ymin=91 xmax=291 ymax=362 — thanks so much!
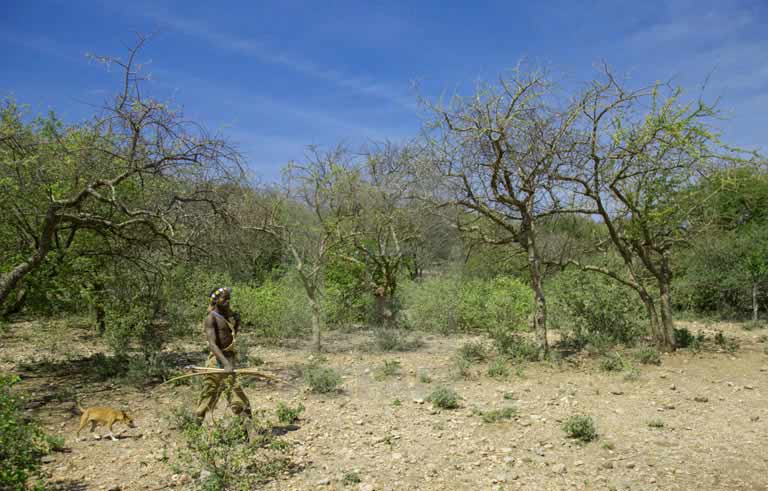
xmin=522 ymin=218 xmax=548 ymax=357
xmin=2 ymin=287 xmax=27 ymax=318
xmin=658 ymin=282 xmax=676 ymax=351
xmin=753 ymin=282 xmax=759 ymax=322
xmin=0 ymin=207 xmax=59 ymax=307
xmin=308 ymin=294 xmax=322 ymax=352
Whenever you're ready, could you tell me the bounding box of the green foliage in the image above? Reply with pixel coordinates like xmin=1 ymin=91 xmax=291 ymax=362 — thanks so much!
xmin=458 ymin=276 xmax=533 ymax=332
xmin=0 ymin=375 xmax=62 ymax=489
xmin=427 ymin=386 xmax=460 ymax=410
xmin=495 ymin=334 xmax=540 ymax=361
xmin=452 ymin=356 xmax=473 ymax=379
xmin=399 ymin=277 xmax=460 ymax=332
xmin=562 ymin=414 xmax=598 ymax=443
xmin=375 ymin=359 xmax=401 ymax=379
xmin=714 ymin=331 xmax=739 ymax=352
xmin=275 ymin=402 xmax=305 ymax=425
xmin=456 ymin=341 xmax=488 ymax=363
xmin=487 ymin=358 xmax=510 ymax=379
xmin=371 ymin=328 xmax=423 ymax=352
xmin=633 ymin=345 xmax=662 ymax=365
xmin=236 ymin=275 xmax=311 ymax=339
xmin=322 ymin=255 xmax=372 ymax=326
xmin=647 ymin=419 xmax=665 ymax=428
xmin=171 ymin=408 xmax=292 ymax=491
xmin=548 ymin=269 xmax=645 ymax=349
xmin=475 ymin=406 xmax=517 ymax=423
xmin=303 ymin=365 xmax=342 ymax=394
xmin=417 ymin=371 xmax=432 ymax=384
xmin=599 ymin=352 xmax=628 ymax=372
xmin=342 ymin=471 xmax=362 ymax=486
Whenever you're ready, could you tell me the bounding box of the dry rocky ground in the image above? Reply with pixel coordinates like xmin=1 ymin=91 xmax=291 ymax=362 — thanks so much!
xmin=2 ymin=319 xmax=768 ymax=491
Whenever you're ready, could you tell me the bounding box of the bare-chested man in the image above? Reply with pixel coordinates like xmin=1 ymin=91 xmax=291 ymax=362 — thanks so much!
xmin=195 ymin=287 xmax=252 ymax=422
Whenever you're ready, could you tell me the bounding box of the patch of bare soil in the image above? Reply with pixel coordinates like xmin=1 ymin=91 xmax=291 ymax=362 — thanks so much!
xmin=2 ymin=319 xmax=768 ymax=491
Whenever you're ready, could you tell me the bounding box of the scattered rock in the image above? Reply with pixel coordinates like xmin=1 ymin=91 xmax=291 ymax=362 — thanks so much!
xmin=316 ymin=478 xmax=331 ymax=485
xmin=626 ymin=462 xmax=636 ymax=469
xmin=41 ymin=456 xmax=55 ymax=464
xmin=107 ymin=486 xmax=121 ymax=491
xmin=358 ymin=484 xmax=374 ymax=491
xmin=750 ymin=416 xmax=760 ymax=422
xmin=601 ymin=461 xmax=614 ymax=470
xmin=574 ymin=460 xmax=585 ymax=467
xmin=611 ymin=390 xmax=624 ymax=395
xmin=669 ymin=384 xmax=677 ymax=391
xmin=693 ymin=396 xmax=709 ymax=403
xmin=413 ymin=398 xmax=425 ymax=404
xmin=552 ymin=463 xmax=567 ymax=474
xmin=744 ymin=385 xmax=755 ymax=390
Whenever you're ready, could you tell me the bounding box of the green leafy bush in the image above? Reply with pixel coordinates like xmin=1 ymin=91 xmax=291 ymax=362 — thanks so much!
xmin=427 ymin=386 xmax=460 ymax=410
xmin=374 ymin=359 xmax=401 ymax=379
xmin=1 ymin=375 xmax=62 ymax=490
xmin=633 ymin=345 xmax=661 ymax=365
xmin=548 ymin=269 xmax=646 ymax=348
xmin=303 ymin=365 xmax=342 ymax=394
xmin=476 ymin=406 xmax=517 ymax=423
xmin=487 ymin=359 xmax=510 ymax=378
xmin=399 ymin=277 xmax=460 ymax=332
xmin=495 ymin=334 xmax=540 ymax=361
xmin=275 ymin=402 xmax=305 ymax=425
xmin=562 ymin=414 xmax=598 ymax=443
xmin=457 ymin=341 xmax=488 ymax=363
xmin=371 ymin=328 xmax=423 ymax=352
xmin=234 ymin=275 xmax=311 ymax=339
xmin=458 ymin=276 xmax=533 ymax=332
xmin=171 ymin=408 xmax=292 ymax=491
xmin=599 ymin=352 xmax=626 ymax=372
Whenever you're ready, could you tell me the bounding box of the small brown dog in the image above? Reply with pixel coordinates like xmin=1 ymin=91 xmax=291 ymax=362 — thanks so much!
xmin=76 ymin=405 xmax=136 ymax=441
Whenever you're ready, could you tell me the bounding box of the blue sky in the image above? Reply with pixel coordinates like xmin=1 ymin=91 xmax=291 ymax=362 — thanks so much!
xmin=1 ymin=0 xmax=766 ymax=180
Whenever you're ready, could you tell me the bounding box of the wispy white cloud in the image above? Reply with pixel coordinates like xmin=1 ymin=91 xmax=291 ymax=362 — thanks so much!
xmin=141 ymin=7 xmax=416 ymax=110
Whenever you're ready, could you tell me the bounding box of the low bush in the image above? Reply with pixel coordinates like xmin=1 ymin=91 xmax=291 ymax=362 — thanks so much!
xmin=171 ymin=408 xmax=292 ymax=491
xmin=399 ymin=277 xmax=460 ymax=332
xmin=1 ymin=375 xmax=63 ymax=490
xmin=599 ymin=352 xmax=626 ymax=372
xmin=457 ymin=341 xmax=488 ymax=363
xmin=495 ymin=334 xmax=540 ymax=361
xmin=548 ymin=269 xmax=645 ymax=349
xmin=562 ymin=414 xmax=598 ymax=443
xmin=374 ymin=360 xmax=401 ymax=380
xmin=371 ymin=328 xmax=423 ymax=352
xmin=275 ymin=402 xmax=305 ymax=425
xmin=303 ymin=365 xmax=342 ymax=394
xmin=476 ymin=406 xmax=517 ymax=423
xmin=487 ymin=359 xmax=510 ymax=379
xmin=427 ymin=387 xmax=460 ymax=410
xmin=633 ymin=345 xmax=661 ymax=365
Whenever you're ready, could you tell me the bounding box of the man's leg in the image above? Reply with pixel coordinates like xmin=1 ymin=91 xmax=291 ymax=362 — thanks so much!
xmin=195 ymin=355 xmax=223 ymax=422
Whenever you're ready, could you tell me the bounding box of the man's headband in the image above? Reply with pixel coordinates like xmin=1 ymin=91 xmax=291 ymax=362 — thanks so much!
xmin=210 ymin=287 xmax=231 ymax=302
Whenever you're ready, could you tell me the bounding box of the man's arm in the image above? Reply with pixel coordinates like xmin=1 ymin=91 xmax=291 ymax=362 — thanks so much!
xmin=204 ymin=315 xmax=234 ymax=373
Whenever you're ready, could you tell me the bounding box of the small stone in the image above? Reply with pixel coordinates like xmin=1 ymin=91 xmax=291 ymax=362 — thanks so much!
xmin=358 ymin=484 xmax=374 ymax=491
xmin=41 ymin=456 xmax=55 ymax=464
xmin=316 ymin=478 xmax=331 ymax=485
xmin=669 ymin=384 xmax=676 ymax=391
xmin=413 ymin=398 xmax=425 ymax=404
xmin=199 ymin=470 xmax=212 ymax=481
xmin=750 ymin=416 xmax=760 ymax=422
xmin=650 ymin=477 xmax=657 ymax=483
xmin=392 ymin=453 xmax=403 ymax=460
xmin=694 ymin=396 xmax=709 ymax=403
xmin=574 ymin=460 xmax=585 ymax=467
xmin=601 ymin=461 xmax=614 ymax=470
xmin=626 ymin=462 xmax=636 ymax=469
xmin=355 ymin=420 xmax=364 ymax=426
xmin=107 ymin=486 xmax=121 ymax=491
xmin=500 ymin=447 xmax=513 ymax=453
xmin=744 ymin=385 xmax=755 ymax=390
xmin=552 ymin=463 xmax=567 ymax=474
xmin=611 ymin=390 xmax=624 ymax=395
xmin=760 ymin=367 xmax=767 ymax=372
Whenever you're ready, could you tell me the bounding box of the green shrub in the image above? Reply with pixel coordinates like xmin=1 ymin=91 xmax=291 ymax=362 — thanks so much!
xmin=458 ymin=276 xmax=533 ymax=332
xmin=647 ymin=419 xmax=665 ymax=428
xmin=487 ymin=359 xmax=510 ymax=379
xmin=495 ymin=334 xmax=540 ymax=361
xmin=633 ymin=345 xmax=662 ymax=365
xmin=371 ymin=328 xmax=423 ymax=352
xmin=171 ymin=408 xmax=292 ymax=491
xmin=599 ymin=352 xmax=625 ymax=372
xmin=236 ymin=275 xmax=311 ymax=339
xmin=452 ymin=357 xmax=473 ymax=379
xmin=0 ymin=375 xmax=62 ymax=490
xmin=427 ymin=387 xmax=460 ymax=410
xmin=548 ymin=269 xmax=645 ymax=348
xmin=375 ymin=360 xmax=401 ymax=380
xmin=457 ymin=341 xmax=488 ymax=363
xmin=562 ymin=414 xmax=598 ymax=443
xmin=304 ymin=365 xmax=342 ymax=394
xmin=399 ymin=277 xmax=460 ymax=332
xmin=476 ymin=406 xmax=517 ymax=423
xmin=342 ymin=471 xmax=362 ymax=486
xmin=275 ymin=402 xmax=304 ymax=425
xmin=417 ymin=371 xmax=433 ymax=384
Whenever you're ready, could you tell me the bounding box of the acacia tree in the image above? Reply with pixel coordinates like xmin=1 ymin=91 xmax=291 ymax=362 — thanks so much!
xmin=0 ymin=38 xmax=240 ymax=309
xmin=561 ymin=68 xmax=733 ymax=350
xmin=422 ymin=69 xmax=578 ymax=355
xmin=336 ymin=143 xmax=423 ymax=326
xmin=243 ymin=146 xmax=355 ymax=351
